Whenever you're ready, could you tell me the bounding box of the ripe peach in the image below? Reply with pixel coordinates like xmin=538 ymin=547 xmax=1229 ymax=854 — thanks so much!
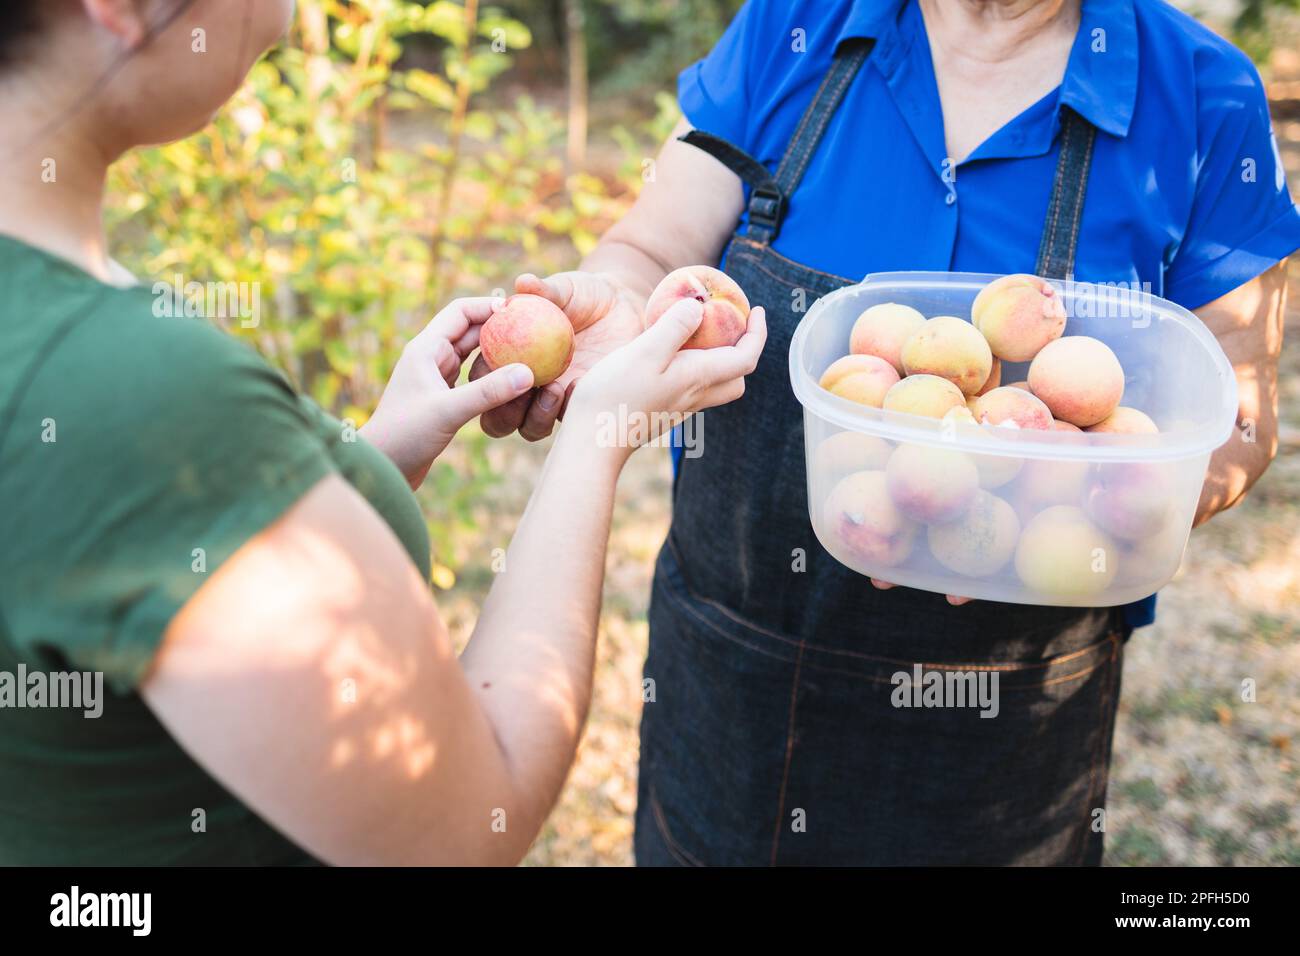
xmin=1006 ymin=380 xmax=1031 ymax=391
xmin=968 ymin=386 xmax=1054 ymax=431
xmin=971 ymin=274 xmax=1067 ymax=362
xmin=814 ymin=432 xmax=894 ymax=485
xmin=1012 ymin=458 xmax=1091 ymax=514
xmin=900 ymin=315 xmax=994 ymax=396
xmin=975 ymin=357 xmax=1003 ymax=397
xmin=818 ymin=354 xmax=900 ymax=407
xmin=885 ymin=443 xmax=979 ymax=524
xmin=480 ymin=294 xmax=575 ymax=386
xmin=1052 ymin=419 xmax=1082 ymax=432
xmin=1084 ymin=463 xmax=1172 ymax=541
xmin=928 ymin=490 xmax=1021 ymax=577
xmin=1121 ymin=518 xmax=1190 ymax=586
xmin=1087 ymin=406 xmax=1159 ymax=435
xmin=882 ymin=374 xmax=967 ymax=420
xmin=644 ymin=265 xmax=750 ymax=349
xmin=942 ymin=407 xmax=1022 ymax=488
xmin=822 ymin=470 xmax=917 ymax=567
xmin=1027 ymin=336 xmax=1124 ymax=427
xmin=849 ymin=302 xmax=926 ymax=375
xmin=1014 ymin=505 xmax=1119 ymax=598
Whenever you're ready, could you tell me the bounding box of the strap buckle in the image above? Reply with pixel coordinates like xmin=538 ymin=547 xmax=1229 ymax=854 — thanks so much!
xmin=747 ymin=187 xmax=786 ymax=240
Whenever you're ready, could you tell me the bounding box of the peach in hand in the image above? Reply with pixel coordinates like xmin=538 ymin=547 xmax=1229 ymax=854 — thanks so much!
xmin=885 ymin=443 xmax=979 ymax=524
xmin=900 ymin=315 xmax=994 ymax=396
xmin=823 ymin=470 xmax=917 ymax=567
xmin=1027 ymin=336 xmax=1124 ymax=427
xmin=480 ymin=293 xmax=576 ymax=387
xmin=971 ymin=274 xmax=1067 ymax=362
xmin=882 ymin=374 xmax=968 ymax=420
xmin=819 ymin=354 xmax=900 ymax=408
xmin=849 ymin=302 xmax=926 ymax=375
xmin=644 ymin=265 xmax=750 ymax=349
xmin=928 ymin=490 xmax=1021 ymax=577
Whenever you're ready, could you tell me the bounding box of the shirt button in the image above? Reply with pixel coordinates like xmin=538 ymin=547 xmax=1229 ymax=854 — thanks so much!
xmin=945 ymin=192 xmax=957 ymax=206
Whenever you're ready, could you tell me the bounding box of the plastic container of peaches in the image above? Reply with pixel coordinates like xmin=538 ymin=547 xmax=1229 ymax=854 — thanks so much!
xmin=789 ymin=272 xmax=1239 ymax=607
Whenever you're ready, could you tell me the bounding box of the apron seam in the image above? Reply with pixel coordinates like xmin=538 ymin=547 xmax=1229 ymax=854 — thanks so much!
xmin=648 ymin=786 xmax=706 ymax=867
xmin=769 ymin=640 xmax=807 ymax=867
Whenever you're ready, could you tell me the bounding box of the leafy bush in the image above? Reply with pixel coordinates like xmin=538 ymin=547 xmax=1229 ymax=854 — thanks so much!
xmin=107 ymin=0 xmax=671 ymax=583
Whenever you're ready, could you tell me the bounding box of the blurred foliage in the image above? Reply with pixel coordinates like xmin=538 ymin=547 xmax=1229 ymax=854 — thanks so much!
xmin=106 ymin=0 xmax=673 ymax=582
xmin=1232 ymin=0 xmax=1300 ymax=64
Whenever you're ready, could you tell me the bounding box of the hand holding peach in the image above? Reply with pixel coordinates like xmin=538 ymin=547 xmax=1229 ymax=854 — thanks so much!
xmin=644 ymin=265 xmax=751 ymax=350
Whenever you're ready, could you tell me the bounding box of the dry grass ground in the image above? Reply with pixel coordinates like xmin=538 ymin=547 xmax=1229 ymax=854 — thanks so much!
xmin=437 ymin=101 xmax=1300 ymax=868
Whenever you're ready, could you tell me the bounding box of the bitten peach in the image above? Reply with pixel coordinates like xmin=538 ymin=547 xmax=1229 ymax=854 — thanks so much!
xmin=968 ymin=386 xmax=1055 ymax=430
xmin=1027 ymin=336 xmax=1124 ymax=427
xmin=480 ymin=294 xmax=575 ymax=386
xmin=814 ymin=432 xmax=894 ymax=485
xmin=818 ymin=354 xmax=900 ymax=407
xmin=644 ymin=265 xmax=750 ymax=349
xmin=849 ymin=302 xmax=926 ymax=375
xmin=971 ymin=274 xmax=1068 ymax=362
xmin=900 ymin=316 xmax=994 ymax=396
xmin=882 ymin=374 xmax=967 ymax=419
xmin=822 ymin=470 xmax=917 ymax=566
xmin=928 ymin=490 xmax=1021 ymax=577
xmin=1014 ymin=505 xmax=1119 ymax=598
xmin=885 ymin=443 xmax=979 ymax=524
xmin=1087 ymin=406 xmax=1159 ymax=435
xmin=1085 ymin=463 xmax=1172 ymax=541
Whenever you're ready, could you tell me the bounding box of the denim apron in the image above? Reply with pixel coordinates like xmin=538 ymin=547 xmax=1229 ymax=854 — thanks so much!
xmin=636 ymin=39 xmax=1129 ymax=866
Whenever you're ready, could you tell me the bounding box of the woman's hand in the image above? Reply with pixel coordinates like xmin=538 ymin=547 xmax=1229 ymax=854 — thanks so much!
xmin=470 ymin=271 xmax=646 ymax=442
xmin=870 ymin=579 xmax=973 ymax=607
xmin=562 ymin=297 xmax=768 ymax=461
xmin=362 ymin=296 xmax=536 ymax=488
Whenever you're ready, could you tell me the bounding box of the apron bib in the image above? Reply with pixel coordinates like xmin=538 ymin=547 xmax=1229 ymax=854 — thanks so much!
xmin=636 ymin=39 xmax=1127 ymax=866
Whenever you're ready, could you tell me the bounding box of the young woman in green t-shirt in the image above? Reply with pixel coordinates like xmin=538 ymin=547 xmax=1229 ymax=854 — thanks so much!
xmin=0 ymin=1 xmax=766 ymax=864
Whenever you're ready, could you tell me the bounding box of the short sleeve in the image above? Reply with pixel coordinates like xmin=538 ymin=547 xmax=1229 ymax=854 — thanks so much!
xmin=1164 ymin=53 xmax=1300 ymax=309
xmin=677 ymin=0 xmax=760 ymax=146
xmin=0 ymin=298 xmax=337 ymax=693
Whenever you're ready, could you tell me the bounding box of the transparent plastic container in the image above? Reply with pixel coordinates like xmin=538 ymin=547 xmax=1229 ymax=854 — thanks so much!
xmin=789 ymin=272 xmax=1239 ymax=607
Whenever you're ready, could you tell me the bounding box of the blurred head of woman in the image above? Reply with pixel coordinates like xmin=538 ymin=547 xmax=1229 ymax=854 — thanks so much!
xmin=1 ymin=0 xmax=294 ymax=152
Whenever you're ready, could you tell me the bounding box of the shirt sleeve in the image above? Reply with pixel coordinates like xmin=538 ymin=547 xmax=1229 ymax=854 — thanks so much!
xmin=677 ymin=0 xmax=760 ymax=146
xmin=1164 ymin=53 xmax=1300 ymax=309
xmin=0 ymin=298 xmax=338 ymax=694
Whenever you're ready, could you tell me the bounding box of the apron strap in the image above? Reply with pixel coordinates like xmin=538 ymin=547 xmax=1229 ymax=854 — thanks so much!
xmin=1034 ymin=106 xmax=1097 ymax=280
xmin=677 ymin=38 xmax=874 ymax=245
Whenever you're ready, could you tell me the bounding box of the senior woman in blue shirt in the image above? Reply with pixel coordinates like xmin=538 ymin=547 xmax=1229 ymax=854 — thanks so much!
xmin=481 ymin=0 xmax=1300 ymax=865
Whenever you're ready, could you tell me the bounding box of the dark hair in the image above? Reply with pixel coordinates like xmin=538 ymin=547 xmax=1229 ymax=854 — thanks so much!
xmin=0 ymin=6 xmax=44 ymax=68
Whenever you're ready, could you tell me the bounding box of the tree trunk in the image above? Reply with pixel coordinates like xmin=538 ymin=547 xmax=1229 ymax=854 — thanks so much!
xmin=564 ymin=0 xmax=588 ymax=174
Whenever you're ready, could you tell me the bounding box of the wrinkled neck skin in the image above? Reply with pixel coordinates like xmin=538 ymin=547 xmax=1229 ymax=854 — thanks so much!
xmin=920 ymin=0 xmax=1079 ymax=65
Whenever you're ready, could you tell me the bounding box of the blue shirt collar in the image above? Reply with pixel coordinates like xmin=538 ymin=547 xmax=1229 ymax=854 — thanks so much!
xmin=834 ymin=0 xmax=1138 ymax=138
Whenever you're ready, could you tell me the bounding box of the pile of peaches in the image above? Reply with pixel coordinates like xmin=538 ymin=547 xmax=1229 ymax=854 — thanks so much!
xmin=815 ymin=274 xmax=1176 ymax=600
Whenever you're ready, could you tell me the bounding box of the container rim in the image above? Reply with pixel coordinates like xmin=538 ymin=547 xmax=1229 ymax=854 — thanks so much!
xmin=788 ymin=271 xmax=1240 ymax=463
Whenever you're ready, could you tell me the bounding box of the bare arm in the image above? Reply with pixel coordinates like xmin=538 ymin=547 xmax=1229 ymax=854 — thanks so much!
xmin=140 ymin=298 xmax=766 ymax=866
xmin=583 ymin=117 xmax=745 ymax=303
xmin=1192 ymin=258 xmax=1288 ymax=525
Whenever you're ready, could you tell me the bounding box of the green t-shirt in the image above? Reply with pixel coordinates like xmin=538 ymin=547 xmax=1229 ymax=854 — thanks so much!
xmin=0 ymin=235 xmax=432 ymax=864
